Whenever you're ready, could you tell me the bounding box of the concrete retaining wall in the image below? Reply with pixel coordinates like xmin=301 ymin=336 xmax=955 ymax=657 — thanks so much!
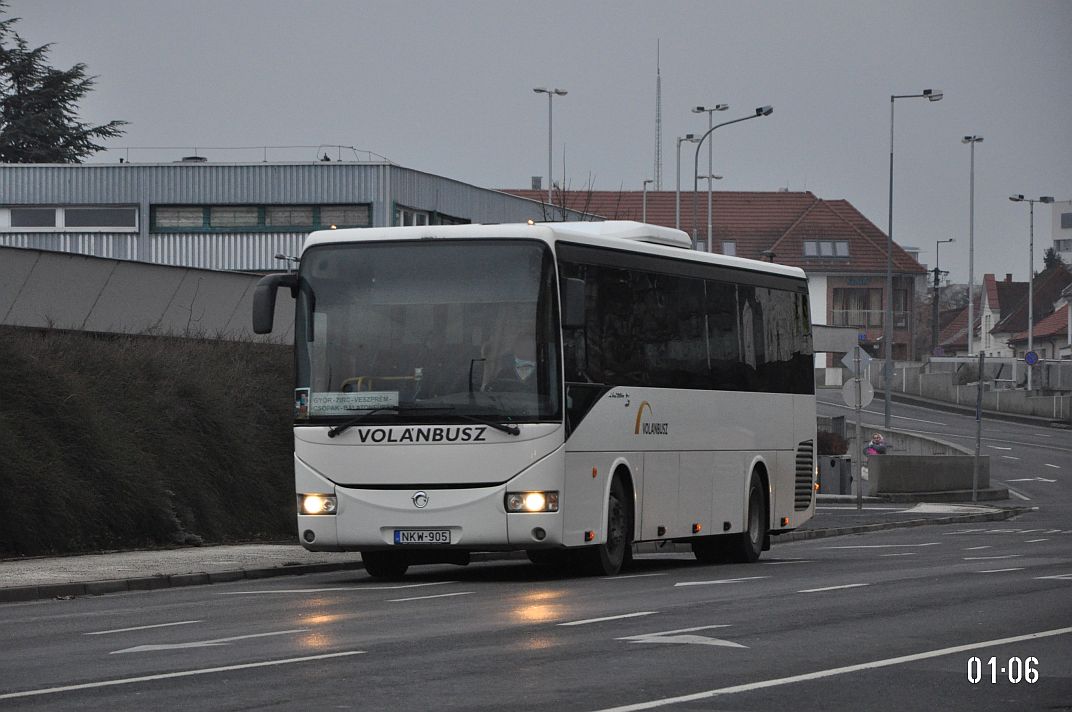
xmin=1 ymin=246 xmax=293 ymax=342
xmin=867 ymin=455 xmax=990 ymax=494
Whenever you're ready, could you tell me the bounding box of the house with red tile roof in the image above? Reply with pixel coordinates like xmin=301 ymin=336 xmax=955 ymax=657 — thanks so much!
xmin=940 ymin=273 xmax=1029 ymax=357
xmin=1003 ymin=267 xmax=1072 ymax=360
xmin=503 ymin=188 xmax=927 ymax=359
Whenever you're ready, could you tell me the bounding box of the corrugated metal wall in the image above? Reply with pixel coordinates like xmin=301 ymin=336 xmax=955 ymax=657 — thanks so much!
xmin=0 ymin=162 xmax=587 ymax=271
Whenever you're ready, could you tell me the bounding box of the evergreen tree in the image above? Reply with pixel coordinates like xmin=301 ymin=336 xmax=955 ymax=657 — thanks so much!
xmin=1043 ymin=246 xmax=1064 ymax=270
xmin=0 ymin=3 xmax=126 ymax=163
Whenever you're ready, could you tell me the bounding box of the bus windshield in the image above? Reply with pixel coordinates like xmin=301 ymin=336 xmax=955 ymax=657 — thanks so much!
xmin=294 ymin=239 xmax=561 ymax=425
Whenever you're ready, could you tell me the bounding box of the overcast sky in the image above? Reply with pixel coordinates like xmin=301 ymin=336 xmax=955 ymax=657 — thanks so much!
xmin=11 ymin=0 xmax=1072 ymax=284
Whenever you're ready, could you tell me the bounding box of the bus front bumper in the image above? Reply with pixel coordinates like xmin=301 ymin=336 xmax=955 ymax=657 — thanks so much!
xmin=297 ymin=485 xmax=565 ymax=552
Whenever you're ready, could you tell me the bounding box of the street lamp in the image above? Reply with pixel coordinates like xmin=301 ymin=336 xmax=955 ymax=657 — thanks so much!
xmin=692 ymin=106 xmax=773 ymax=250
xmin=642 ymin=179 xmax=654 ymax=222
xmin=675 ymin=134 xmax=699 ymax=230
xmin=931 ymin=238 xmax=954 ymax=355
xmin=1009 ymin=194 xmax=1055 ymax=390
xmin=693 ymin=104 xmax=729 ymax=251
xmin=884 ymin=88 xmax=943 ymax=430
xmin=533 ymin=87 xmax=567 ymax=206
xmin=961 ymin=135 xmax=983 ymax=361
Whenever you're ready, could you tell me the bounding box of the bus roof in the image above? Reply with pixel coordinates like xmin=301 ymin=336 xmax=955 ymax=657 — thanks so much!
xmin=302 ymin=220 xmax=807 ymax=282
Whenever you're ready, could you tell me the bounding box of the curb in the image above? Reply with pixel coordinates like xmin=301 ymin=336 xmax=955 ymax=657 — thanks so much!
xmin=0 ymin=508 xmax=1036 ymax=603
xmin=775 ymin=506 xmax=1034 ymax=543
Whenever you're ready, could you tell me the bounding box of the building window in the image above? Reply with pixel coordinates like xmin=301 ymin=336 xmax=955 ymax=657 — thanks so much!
xmin=10 ymin=207 xmax=57 ymax=227
xmin=1061 ymin=212 xmax=1072 ymax=229
xmin=151 ymin=204 xmax=370 ymax=232
xmin=832 ymin=288 xmax=883 ymax=327
xmin=803 ymin=240 xmax=850 ymax=258
xmin=321 ymin=205 xmax=370 ymax=228
xmin=64 ymin=207 xmax=137 ymax=228
xmin=154 ymin=206 xmax=205 ymax=228
xmin=1056 ymin=239 xmax=1072 ymax=252
xmin=722 ymin=240 xmax=736 ymax=257
xmin=266 ymin=206 xmax=314 ymax=226
xmin=2 ymin=206 xmax=138 ymax=231
xmin=210 ymin=206 xmax=259 ymax=228
xmin=395 ymin=206 xmax=429 ymax=226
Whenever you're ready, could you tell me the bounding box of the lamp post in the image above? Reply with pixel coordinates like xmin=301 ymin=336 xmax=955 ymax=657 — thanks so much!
xmin=692 ymin=106 xmax=773 ymax=250
xmin=674 ymin=134 xmax=698 ymax=230
xmin=533 ymin=87 xmax=567 ymax=206
xmin=931 ymin=238 xmax=954 ymax=355
xmin=884 ymin=88 xmax=943 ymax=430
xmin=693 ymin=104 xmax=729 ymax=252
xmin=961 ymin=135 xmax=983 ymax=362
xmin=642 ymin=179 xmax=654 ymax=222
xmin=1009 ymin=194 xmax=1055 ymax=390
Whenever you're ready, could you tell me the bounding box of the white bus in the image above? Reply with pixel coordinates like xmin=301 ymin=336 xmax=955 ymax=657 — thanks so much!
xmin=253 ymin=221 xmax=816 ymax=578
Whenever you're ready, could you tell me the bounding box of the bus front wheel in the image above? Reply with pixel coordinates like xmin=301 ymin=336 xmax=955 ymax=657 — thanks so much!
xmin=580 ymin=475 xmax=632 ymax=576
xmin=727 ymin=475 xmax=767 ymax=563
xmin=362 ymin=551 xmax=409 ymax=579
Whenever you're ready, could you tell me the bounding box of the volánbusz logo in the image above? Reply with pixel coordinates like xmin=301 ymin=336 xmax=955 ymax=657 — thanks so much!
xmin=633 ymin=401 xmax=669 ymax=436
xmin=353 ymin=426 xmax=488 ymax=444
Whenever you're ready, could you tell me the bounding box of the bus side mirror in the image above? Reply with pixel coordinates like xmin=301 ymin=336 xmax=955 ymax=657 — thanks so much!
xmin=561 ymin=277 xmax=586 ymax=329
xmin=252 ymin=273 xmax=298 ymax=334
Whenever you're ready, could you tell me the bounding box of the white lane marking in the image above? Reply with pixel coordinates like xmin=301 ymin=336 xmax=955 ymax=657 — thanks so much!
xmin=823 ymin=543 xmax=939 ymax=549
xmin=1045 ymin=463 xmax=1061 ymax=468
xmin=798 ymin=583 xmax=870 ymax=593
xmin=965 ymin=546 xmax=992 ymax=550
xmin=987 ymin=445 xmax=1013 ymax=451
xmin=1026 ymin=539 xmax=1050 ymax=543
xmin=1036 ymin=574 xmax=1072 ymax=581
xmin=1006 ymin=477 xmax=1056 ymax=483
xmin=558 ymin=611 xmax=658 ymax=627
xmin=1001 ymin=456 xmax=1021 ymax=461
xmin=603 ymin=573 xmax=668 ymax=580
xmin=618 ymin=625 xmax=745 ymax=649
xmin=1008 ymin=489 xmax=1032 ymax=501
xmin=963 ymin=555 xmax=1022 ymax=561
xmin=976 ymin=568 xmax=1025 ymax=573
xmin=674 ymin=577 xmax=769 ymax=587
xmin=388 ymin=592 xmax=473 ymax=603
xmin=217 ymin=581 xmax=457 ymax=595
xmin=0 ymin=651 xmax=365 ymax=700
xmin=761 ymin=560 xmax=814 ymax=565
xmin=85 ymin=621 xmax=202 ymax=636
xmin=111 ymin=629 xmax=307 ymax=654
xmin=591 ymin=627 xmax=1072 ymax=712
xmin=879 ymin=553 xmax=916 ymax=557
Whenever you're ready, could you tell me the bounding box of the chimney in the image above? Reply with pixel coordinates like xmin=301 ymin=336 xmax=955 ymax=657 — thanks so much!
xmin=1005 ymin=273 xmax=1012 ymax=283
xmin=531 ymin=176 xmax=542 ymax=191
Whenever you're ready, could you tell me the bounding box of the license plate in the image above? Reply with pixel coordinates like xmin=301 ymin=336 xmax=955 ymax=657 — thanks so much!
xmin=394 ymin=529 xmax=451 ymax=545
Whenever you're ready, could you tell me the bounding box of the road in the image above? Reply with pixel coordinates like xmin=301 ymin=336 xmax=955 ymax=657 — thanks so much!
xmin=1 ymin=397 xmax=1069 ymax=711
xmin=816 ymin=391 xmax=1072 ymax=508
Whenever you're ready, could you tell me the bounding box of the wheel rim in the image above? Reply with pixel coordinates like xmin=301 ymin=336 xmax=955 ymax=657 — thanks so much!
xmin=747 ymin=488 xmax=761 ymax=544
xmin=608 ymin=492 xmax=625 ymax=556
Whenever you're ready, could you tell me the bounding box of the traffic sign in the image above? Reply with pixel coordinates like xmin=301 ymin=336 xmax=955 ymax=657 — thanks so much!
xmin=1025 ymin=351 xmax=1039 ymax=366
xmin=841 ymin=346 xmax=873 ymax=375
xmin=842 ymin=377 xmax=874 ymax=409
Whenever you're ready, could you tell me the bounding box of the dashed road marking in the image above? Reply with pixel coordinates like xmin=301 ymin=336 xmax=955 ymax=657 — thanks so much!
xmin=976 ymin=568 xmax=1025 ymax=574
xmin=85 ymin=621 xmax=202 ymax=636
xmin=558 ymin=612 xmax=658 ymax=627
xmin=388 ymin=592 xmax=473 ymax=603
xmin=674 ymin=577 xmax=769 ymax=587
xmin=963 ymin=555 xmax=1022 ymax=561
xmin=798 ymin=583 xmax=869 ymax=593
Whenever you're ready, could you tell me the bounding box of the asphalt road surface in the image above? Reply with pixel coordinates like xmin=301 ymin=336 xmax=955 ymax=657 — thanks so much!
xmin=2 ymin=397 xmax=1069 ymax=711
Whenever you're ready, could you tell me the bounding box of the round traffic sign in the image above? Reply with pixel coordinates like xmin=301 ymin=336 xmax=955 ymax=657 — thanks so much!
xmin=1025 ymin=351 xmax=1039 ymax=366
xmin=842 ymin=377 xmax=875 ymax=409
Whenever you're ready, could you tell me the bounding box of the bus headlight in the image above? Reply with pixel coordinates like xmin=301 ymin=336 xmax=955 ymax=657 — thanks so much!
xmin=299 ymin=494 xmax=338 ymax=515
xmin=505 ymin=491 xmax=559 ymax=513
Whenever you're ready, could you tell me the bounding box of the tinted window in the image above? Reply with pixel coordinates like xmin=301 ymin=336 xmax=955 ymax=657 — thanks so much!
xmin=560 ymin=254 xmax=812 ymax=394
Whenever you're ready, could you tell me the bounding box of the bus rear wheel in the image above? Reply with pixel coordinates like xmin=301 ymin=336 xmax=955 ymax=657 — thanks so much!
xmin=362 ymin=551 xmax=409 ymax=579
xmin=727 ymin=475 xmax=767 ymax=563
xmin=580 ymin=475 xmax=632 ymax=576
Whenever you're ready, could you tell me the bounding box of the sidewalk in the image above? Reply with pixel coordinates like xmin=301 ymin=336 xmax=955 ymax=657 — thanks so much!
xmin=0 ymin=499 xmax=1032 ymax=603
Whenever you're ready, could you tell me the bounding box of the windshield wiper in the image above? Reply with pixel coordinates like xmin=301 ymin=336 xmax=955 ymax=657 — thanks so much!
xmin=326 ymin=407 xmax=400 ymax=438
xmin=325 ymin=405 xmax=520 ymax=438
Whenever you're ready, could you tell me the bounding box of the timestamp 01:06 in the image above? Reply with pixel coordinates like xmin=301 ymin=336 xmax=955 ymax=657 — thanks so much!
xmin=967 ymin=657 xmax=1039 ymax=684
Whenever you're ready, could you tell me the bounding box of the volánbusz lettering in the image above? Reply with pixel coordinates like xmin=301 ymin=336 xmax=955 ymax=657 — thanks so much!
xmin=354 ymin=426 xmax=488 ymax=443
